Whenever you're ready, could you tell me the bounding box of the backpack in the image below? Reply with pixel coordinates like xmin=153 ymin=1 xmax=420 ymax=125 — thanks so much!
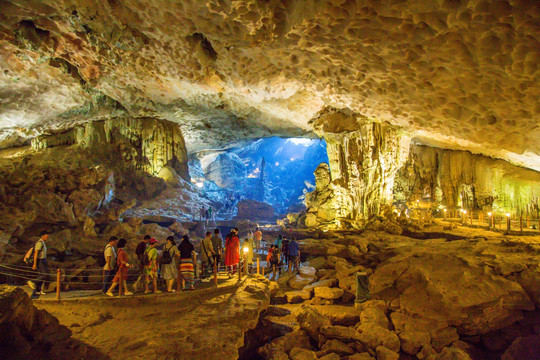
xmin=161 ymin=246 xmax=173 ymax=265
xmin=97 ymin=245 xmax=116 ymax=269
xmin=271 ymin=249 xmax=280 ymax=264
xmin=142 ymin=248 xmax=151 ymax=266
xmin=23 ymin=240 xmax=42 ymax=264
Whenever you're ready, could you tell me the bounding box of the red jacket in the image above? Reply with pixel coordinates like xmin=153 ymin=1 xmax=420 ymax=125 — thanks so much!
xmin=225 ymin=234 xmax=240 ymax=266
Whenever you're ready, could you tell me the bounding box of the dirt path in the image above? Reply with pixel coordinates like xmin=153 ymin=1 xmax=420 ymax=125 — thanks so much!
xmin=35 ymin=276 xmax=271 ymax=360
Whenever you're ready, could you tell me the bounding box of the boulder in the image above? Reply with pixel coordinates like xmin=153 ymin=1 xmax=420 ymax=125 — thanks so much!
xmin=501 ymin=335 xmax=540 ymax=360
xmin=47 ymin=229 xmax=72 ymax=253
xmin=288 ymin=266 xmax=317 ymax=290
xmin=314 ymin=287 xmax=344 ymax=299
xmin=286 ymin=290 xmax=311 ymax=304
xmin=356 ymin=322 xmax=401 ymax=352
xmin=390 ymin=312 xmax=448 ymax=334
xmin=303 ymin=279 xmax=338 ymax=295
xmin=310 ymin=305 xmax=360 ymax=326
xmin=289 ymin=347 xmax=317 ymax=360
xmin=82 ymin=217 xmax=97 ymax=237
xmin=24 ymin=191 xmax=77 ymax=226
xmin=399 ymin=331 xmax=431 ymax=355
xmin=67 ymin=188 xmax=103 ymax=220
xmin=296 ymin=305 xmax=332 ymax=340
xmin=320 ymin=325 xmax=362 ymax=342
xmin=320 ymin=339 xmax=355 ymax=356
xmin=0 ymin=230 xmax=10 ymax=261
xmin=349 ymin=353 xmax=375 ymax=360
xmin=430 ymin=327 xmax=459 ymax=352
xmin=168 ymin=221 xmax=188 ymax=235
xmin=359 ymin=306 xmax=390 ymax=329
xmin=307 ymin=256 xmax=331 ymax=270
xmin=236 ymin=199 xmax=275 ymax=221
xmin=318 ymin=353 xmax=340 ymax=360
xmin=376 ymin=346 xmax=400 ymax=360
xmin=426 ymin=346 xmax=473 ymax=360
xmin=370 ymin=252 xmax=535 ymax=335
xmin=258 ymin=330 xmax=312 ymax=359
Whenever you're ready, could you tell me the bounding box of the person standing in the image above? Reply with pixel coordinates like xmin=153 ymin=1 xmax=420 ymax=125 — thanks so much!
xmin=106 ymin=238 xmax=133 ymax=296
xmin=225 ymin=228 xmax=240 ymax=278
xmin=254 ymin=228 xmax=262 ymax=252
xmin=27 ymin=232 xmax=49 ymax=299
xmin=102 ymin=236 xmax=118 ymax=294
xmin=208 ymin=207 xmax=213 ymax=222
xmin=133 ymin=235 xmax=150 ymax=291
xmin=288 ymin=237 xmax=300 ymax=273
xmin=200 ymin=231 xmax=215 ymax=280
xmin=144 ymin=238 xmax=161 ymax=294
xmin=178 ymin=235 xmax=196 ymax=290
xmin=275 ymin=234 xmax=283 ymax=248
xmin=281 ymin=237 xmax=290 ymax=265
xmin=269 ymin=245 xmax=281 ymax=280
xmin=161 ymin=236 xmax=179 ymax=292
xmin=200 ymin=206 xmax=206 ymax=222
xmin=211 ymin=228 xmax=223 ymax=270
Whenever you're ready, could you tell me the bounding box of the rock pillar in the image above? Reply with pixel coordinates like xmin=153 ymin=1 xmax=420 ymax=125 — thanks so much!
xmin=304 ymin=108 xmax=410 ymax=228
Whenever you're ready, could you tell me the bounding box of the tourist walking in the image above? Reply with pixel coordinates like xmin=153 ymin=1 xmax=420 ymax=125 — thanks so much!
xmin=106 ymin=238 xmax=133 ymax=296
xmin=200 ymin=231 xmax=215 ymax=280
xmin=268 ymin=245 xmax=281 ymax=280
xmin=275 ymin=234 xmax=283 ymax=248
xmin=211 ymin=228 xmax=223 ymax=270
xmin=102 ymin=236 xmax=118 ymax=294
xmin=144 ymin=238 xmax=161 ymax=294
xmin=26 ymin=231 xmax=49 ymax=299
xmin=225 ymin=227 xmax=240 ymax=278
xmin=161 ymin=236 xmax=180 ymax=292
xmin=281 ymin=237 xmax=290 ymax=265
xmin=288 ymin=237 xmax=300 ymax=273
xmin=133 ymin=235 xmax=150 ymax=291
xmin=208 ymin=207 xmax=213 ymax=222
xmin=178 ymin=235 xmax=196 ymax=290
xmin=254 ymin=228 xmax=262 ymax=251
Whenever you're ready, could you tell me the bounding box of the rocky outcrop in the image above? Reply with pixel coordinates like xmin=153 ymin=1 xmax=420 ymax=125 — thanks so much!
xmin=32 ymin=117 xmax=189 ymax=180
xmin=236 ymin=199 xmax=276 ymax=221
xmin=303 ymin=108 xmax=410 ymax=228
xmin=395 ymin=144 xmax=540 ymax=215
xmin=0 ymin=0 xmax=539 ymax=173
xmin=0 ymin=285 xmax=95 ymax=360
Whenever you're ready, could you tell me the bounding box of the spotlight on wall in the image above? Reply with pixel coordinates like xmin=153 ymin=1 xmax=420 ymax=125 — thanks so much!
xmin=443 ymin=208 xmax=447 ymax=212
xmin=488 ymin=212 xmax=492 ymax=216
xmin=243 ymin=246 xmax=249 ymax=254
xmin=506 ymin=213 xmax=511 ymax=217
xmin=196 ymin=182 xmax=204 ymax=188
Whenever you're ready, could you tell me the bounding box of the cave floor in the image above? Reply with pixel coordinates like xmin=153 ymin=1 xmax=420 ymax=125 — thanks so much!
xmin=34 ymin=275 xmax=270 ymax=360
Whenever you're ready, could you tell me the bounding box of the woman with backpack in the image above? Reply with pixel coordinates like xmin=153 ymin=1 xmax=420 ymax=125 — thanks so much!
xmin=178 ymin=235 xmax=195 ymax=290
xmin=144 ymin=238 xmax=161 ymax=294
xmin=106 ymin=238 xmax=133 ymax=296
xmin=161 ymin=236 xmax=180 ymax=292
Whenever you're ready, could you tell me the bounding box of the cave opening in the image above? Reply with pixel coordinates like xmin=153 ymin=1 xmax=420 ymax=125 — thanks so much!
xmin=188 ymin=136 xmax=328 ymax=222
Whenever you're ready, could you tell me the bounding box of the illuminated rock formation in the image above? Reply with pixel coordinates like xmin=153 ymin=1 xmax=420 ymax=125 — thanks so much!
xmin=303 ymin=108 xmax=410 ymax=228
xmin=0 ymin=1 xmax=538 ymax=171
xmin=395 ymin=145 xmax=540 ymax=216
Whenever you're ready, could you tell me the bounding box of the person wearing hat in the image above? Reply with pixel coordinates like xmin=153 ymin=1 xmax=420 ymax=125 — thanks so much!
xmin=144 ymin=238 xmax=161 ymax=294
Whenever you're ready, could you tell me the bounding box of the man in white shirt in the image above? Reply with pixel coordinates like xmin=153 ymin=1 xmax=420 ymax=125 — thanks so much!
xmin=102 ymin=236 xmax=118 ymax=294
xmin=27 ymin=231 xmax=49 ymax=299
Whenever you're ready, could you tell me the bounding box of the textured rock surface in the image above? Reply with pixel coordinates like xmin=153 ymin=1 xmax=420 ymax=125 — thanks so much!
xmin=304 ymin=109 xmax=410 ymax=227
xmin=395 ymin=144 xmax=540 ymax=213
xmin=0 ymin=285 xmax=95 ymax=359
xmin=0 ymin=1 xmax=539 ymax=171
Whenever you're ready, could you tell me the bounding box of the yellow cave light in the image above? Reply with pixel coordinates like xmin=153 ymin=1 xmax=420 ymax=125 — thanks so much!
xmin=443 ymin=208 xmax=447 ymax=212
xmin=488 ymin=212 xmax=492 ymax=216
xmin=243 ymin=246 xmax=249 ymax=254
xmin=506 ymin=213 xmax=511 ymax=217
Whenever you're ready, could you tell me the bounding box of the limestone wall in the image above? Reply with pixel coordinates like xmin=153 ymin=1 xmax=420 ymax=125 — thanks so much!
xmin=395 ymin=145 xmax=540 ymax=216
xmin=303 ymin=109 xmax=410 ymax=228
xmin=32 ymin=117 xmax=189 ymax=180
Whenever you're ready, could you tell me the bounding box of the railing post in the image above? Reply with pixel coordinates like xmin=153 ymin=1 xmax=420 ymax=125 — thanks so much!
xmin=256 ymin=258 xmax=260 ymax=275
xmin=238 ymin=259 xmax=242 ymax=282
xmin=520 ymin=216 xmax=523 ymax=234
xmin=56 ymin=268 xmax=61 ymax=301
xmin=213 ymin=260 xmax=217 ymax=287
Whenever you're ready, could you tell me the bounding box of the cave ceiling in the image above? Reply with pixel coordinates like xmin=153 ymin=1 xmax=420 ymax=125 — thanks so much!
xmin=0 ymin=0 xmax=539 ymax=170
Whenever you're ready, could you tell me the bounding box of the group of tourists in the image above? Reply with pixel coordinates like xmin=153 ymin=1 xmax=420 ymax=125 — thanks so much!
xmin=22 ymin=226 xmax=301 ymax=299
xmin=200 ymin=206 xmax=214 ymax=223
xmin=266 ymin=234 xmax=300 ymax=279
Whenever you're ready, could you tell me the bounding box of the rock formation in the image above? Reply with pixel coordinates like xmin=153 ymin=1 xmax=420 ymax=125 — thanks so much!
xmin=395 ymin=144 xmax=540 ymax=215
xmin=303 ymin=108 xmax=410 ymax=228
xmin=0 ymin=0 xmax=538 ymax=172
xmin=0 ymin=285 xmax=98 ymax=360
